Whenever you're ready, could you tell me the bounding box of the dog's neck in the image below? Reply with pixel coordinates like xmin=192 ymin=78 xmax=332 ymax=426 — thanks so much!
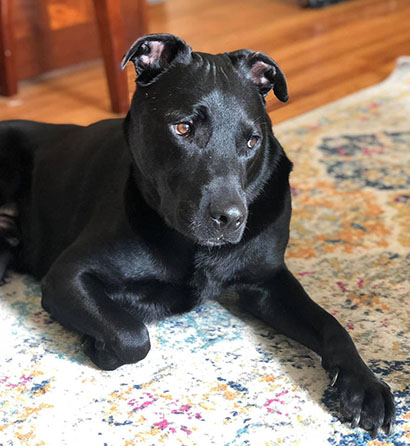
xmin=130 ymin=162 xmax=162 ymax=214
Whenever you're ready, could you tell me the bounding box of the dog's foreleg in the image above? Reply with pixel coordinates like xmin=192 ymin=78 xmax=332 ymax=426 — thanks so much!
xmin=41 ymin=265 xmax=151 ymax=371
xmin=41 ymin=257 xmax=201 ymax=370
xmin=236 ymin=266 xmax=395 ymax=437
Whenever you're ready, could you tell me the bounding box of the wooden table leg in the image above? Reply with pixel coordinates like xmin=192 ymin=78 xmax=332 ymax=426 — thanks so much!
xmin=93 ymin=0 xmax=130 ymax=114
xmin=0 ymin=0 xmax=18 ymax=96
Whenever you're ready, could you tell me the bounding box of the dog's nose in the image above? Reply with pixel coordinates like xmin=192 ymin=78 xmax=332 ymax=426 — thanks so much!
xmin=209 ymin=203 xmax=246 ymax=233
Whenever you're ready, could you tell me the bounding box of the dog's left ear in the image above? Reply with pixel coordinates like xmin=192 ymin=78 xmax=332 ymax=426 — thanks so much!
xmin=228 ymin=50 xmax=288 ymax=102
xmin=121 ymin=33 xmax=192 ymax=86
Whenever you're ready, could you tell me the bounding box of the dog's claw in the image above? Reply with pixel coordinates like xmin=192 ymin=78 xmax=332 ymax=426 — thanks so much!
xmin=329 ymin=368 xmax=339 ymax=387
xmin=351 ymin=413 xmax=361 ymax=429
xmin=383 ymin=421 xmax=393 ymax=435
xmin=370 ymin=426 xmax=379 ymax=439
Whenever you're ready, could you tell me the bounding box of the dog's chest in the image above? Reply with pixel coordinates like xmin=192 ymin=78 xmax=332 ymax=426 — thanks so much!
xmin=192 ymin=245 xmax=252 ymax=294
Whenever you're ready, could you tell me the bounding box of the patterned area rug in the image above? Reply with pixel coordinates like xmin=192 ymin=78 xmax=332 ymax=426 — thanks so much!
xmin=1 ymin=59 xmax=409 ymax=446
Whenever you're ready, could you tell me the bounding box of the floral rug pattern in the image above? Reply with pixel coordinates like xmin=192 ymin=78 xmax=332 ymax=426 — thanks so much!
xmin=1 ymin=58 xmax=410 ymax=446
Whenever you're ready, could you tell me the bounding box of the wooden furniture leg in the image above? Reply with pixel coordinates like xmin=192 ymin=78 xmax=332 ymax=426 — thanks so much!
xmin=93 ymin=0 xmax=130 ymax=114
xmin=0 ymin=0 xmax=18 ymax=96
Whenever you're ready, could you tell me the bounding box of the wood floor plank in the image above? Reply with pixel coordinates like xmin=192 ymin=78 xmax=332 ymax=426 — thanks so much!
xmin=0 ymin=0 xmax=409 ymax=124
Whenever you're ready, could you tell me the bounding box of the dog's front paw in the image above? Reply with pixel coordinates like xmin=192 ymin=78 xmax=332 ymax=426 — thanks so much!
xmin=330 ymin=367 xmax=395 ymax=438
xmin=82 ymin=336 xmax=124 ymax=371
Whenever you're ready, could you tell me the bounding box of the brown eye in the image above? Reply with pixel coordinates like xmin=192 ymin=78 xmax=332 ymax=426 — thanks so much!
xmin=174 ymin=122 xmax=192 ymax=136
xmin=247 ymin=135 xmax=260 ymax=149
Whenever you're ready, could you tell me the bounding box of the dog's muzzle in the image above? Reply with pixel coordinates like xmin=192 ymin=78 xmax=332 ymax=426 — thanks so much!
xmin=202 ymin=200 xmax=247 ymax=246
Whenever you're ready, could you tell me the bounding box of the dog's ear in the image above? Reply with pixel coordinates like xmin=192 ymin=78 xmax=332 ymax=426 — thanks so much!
xmin=228 ymin=50 xmax=288 ymax=102
xmin=121 ymin=34 xmax=192 ymax=86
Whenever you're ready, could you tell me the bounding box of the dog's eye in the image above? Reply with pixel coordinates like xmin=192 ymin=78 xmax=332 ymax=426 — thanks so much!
xmin=173 ymin=122 xmax=192 ymax=136
xmin=247 ymin=135 xmax=260 ymax=149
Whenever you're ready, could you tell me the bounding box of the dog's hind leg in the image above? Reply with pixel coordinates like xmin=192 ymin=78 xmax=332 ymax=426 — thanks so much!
xmin=0 ymin=203 xmax=20 ymax=284
xmin=0 ymin=130 xmax=24 ymax=282
xmin=0 ymin=123 xmax=33 ymax=281
xmin=0 ymin=203 xmax=20 ymax=247
xmin=0 ymin=250 xmax=11 ymax=285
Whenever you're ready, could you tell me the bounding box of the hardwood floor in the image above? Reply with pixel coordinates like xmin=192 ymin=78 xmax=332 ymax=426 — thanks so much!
xmin=1 ymin=0 xmax=409 ymax=125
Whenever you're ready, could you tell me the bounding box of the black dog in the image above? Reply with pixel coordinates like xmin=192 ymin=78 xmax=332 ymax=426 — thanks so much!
xmin=0 ymin=34 xmax=394 ymax=437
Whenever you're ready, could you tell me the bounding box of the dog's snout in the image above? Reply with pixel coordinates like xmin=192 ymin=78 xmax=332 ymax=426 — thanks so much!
xmin=209 ymin=203 xmax=246 ymax=233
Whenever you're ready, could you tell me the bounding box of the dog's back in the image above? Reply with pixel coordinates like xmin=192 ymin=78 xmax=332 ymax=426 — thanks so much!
xmin=0 ymin=119 xmax=130 ymax=277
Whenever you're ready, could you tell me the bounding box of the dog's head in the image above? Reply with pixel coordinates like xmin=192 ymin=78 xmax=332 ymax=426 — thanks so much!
xmin=122 ymin=34 xmax=288 ymax=247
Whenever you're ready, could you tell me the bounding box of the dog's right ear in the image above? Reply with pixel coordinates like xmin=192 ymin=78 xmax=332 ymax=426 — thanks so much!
xmin=121 ymin=34 xmax=192 ymax=86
